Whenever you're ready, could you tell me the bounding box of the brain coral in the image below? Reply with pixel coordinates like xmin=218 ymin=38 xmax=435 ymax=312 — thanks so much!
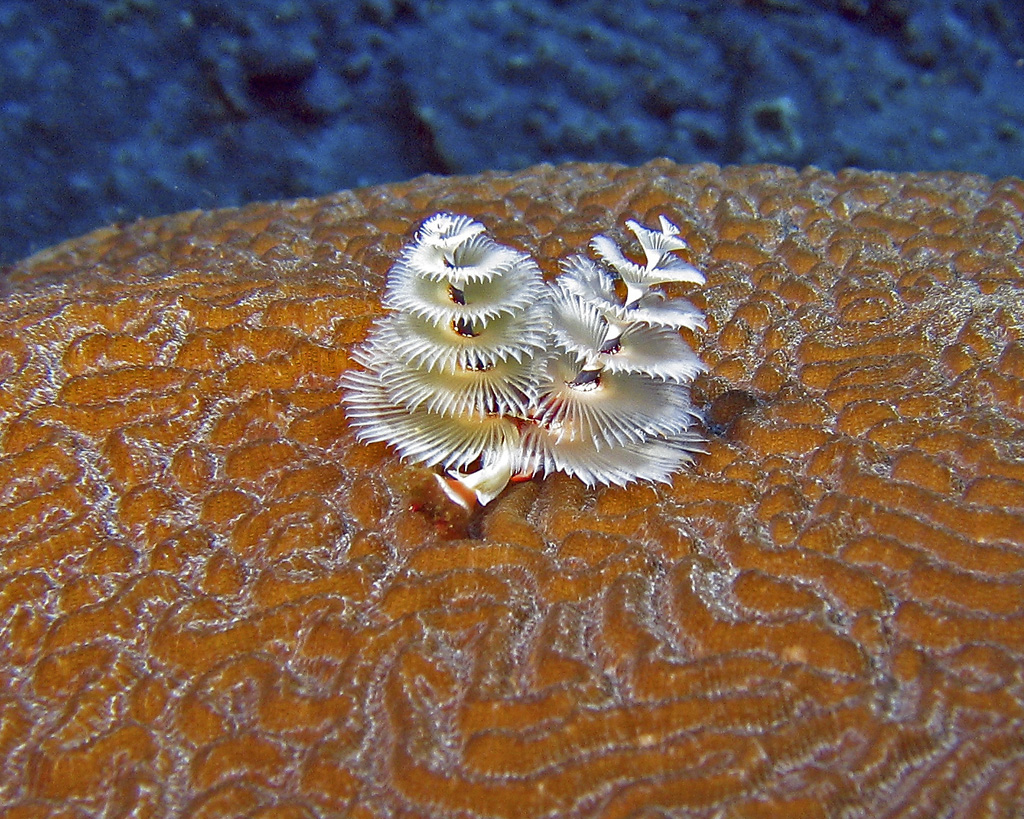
xmin=2 ymin=160 xmax=1023 ymax=817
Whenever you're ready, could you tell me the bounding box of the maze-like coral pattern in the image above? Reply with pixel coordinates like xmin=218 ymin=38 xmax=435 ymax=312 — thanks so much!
xmin=2 ymin=161 xmax=1024 ymax=817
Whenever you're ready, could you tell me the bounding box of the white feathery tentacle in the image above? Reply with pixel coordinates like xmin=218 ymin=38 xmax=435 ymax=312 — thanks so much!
xmin=620 ymin=290 xmax=708 ymax=332
xmin=591 ymin=218 xmax=705 ymax=287
xmin=532 ymin=352 xmax=701 ymax=450
xmin=374 ymin=308 xmax=551 ymax=373
xmin=402 ymin=231 xmax=525 ymax=285
xmin=341 ymin=368 xmax=522 ymax=470
xmin=558 ymin=254 xmax=706 ymax=331
xmin=519 ymin=424 xmax=707 ymax=487
xmin=417 ymin=212 xmax=485 ymax=251
xmin=385 ymin=255 xmax=545 ymax=325
xmin=549 ymin=286 xmax=705 ymax=382
xmin=380 ymin=354 xmax=543 ymax=418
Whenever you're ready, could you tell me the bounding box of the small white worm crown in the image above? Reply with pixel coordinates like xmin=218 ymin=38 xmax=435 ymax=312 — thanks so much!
xmin=341 ymin=212 xmax=707 ymax=507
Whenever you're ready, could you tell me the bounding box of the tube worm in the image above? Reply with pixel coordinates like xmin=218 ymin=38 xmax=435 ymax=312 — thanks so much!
xmin=520 ymin=217 xmax=707 ymax=488
xmin=342 ymin=213 xmax=707 ymax=507
xmin=341 ymin=213 xmax=551 ymax=506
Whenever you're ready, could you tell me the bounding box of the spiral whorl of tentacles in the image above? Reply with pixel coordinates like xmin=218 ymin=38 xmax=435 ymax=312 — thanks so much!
xmin=341 ymin=212 xmax=707 ymax=507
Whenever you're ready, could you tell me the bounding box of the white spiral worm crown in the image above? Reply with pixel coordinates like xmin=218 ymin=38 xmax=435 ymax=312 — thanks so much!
xmin=341 ymin=212 xmax=708 ymax=507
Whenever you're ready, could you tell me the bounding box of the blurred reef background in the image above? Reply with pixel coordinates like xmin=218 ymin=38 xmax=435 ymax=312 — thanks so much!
xmin=1 ymin=0 xmax=1023 ymax=264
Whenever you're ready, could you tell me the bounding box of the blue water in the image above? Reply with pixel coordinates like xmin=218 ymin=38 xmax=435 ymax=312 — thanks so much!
xmin=1 ymin=0 xmax=1022 ymax=264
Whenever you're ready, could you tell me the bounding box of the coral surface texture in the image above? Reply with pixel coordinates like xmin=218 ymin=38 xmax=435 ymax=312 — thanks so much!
xmin=2 ymin=160 xmax=1023 ymax=817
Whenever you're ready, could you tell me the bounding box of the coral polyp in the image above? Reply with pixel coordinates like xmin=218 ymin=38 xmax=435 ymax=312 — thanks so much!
xmin=341 ymin=212 xmax=707 ymax=506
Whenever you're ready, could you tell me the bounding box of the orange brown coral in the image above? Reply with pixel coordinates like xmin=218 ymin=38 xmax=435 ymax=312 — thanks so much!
xmin=2 ymin=160 xmax=1023 ymax=817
